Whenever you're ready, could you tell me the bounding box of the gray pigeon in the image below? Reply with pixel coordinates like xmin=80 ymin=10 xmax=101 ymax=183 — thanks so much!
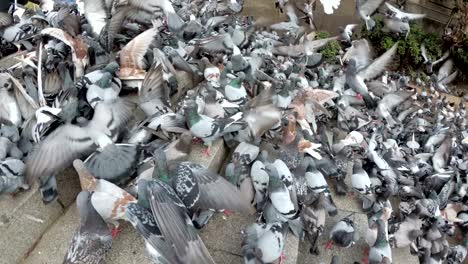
xmin=25 ymin=99 xmax=135 ymax=200
xmin=368 ymin=219 xmax=392 ymax=264
xmin=63 ymin=191 xmax=112 ymax=264
xmin=241 ymin=222 xmax=287 ymax=263
xmin=345 ymin=42 xmax=398 ymax=108
xmin=327 ymin=214 xmax=359 ymax=249
xmin=356 ymin=0 xmax=384 ymax=30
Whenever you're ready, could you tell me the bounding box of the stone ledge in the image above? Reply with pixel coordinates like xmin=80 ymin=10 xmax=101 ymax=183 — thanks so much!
xmin=0 ymin=168 xmax=80 ymax=264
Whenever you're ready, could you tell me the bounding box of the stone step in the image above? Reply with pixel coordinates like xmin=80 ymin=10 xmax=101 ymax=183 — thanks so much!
xmin=0 ymin=168 xmax=81 ymax=264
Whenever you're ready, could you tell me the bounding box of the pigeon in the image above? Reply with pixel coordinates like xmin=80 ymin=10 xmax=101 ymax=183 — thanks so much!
xmin=250 ymin=159 xmax=270 ymax=211
xmin=420 ymin=44 xmax=449 ymax=75
xmin=301 ymin=192 xmax=327 ymax=255
xmin=431 ymin=59 xmax=458 ymax=93
xmin=0 ymin=74 xmax=22 ymax=127
xmin=356 ymin=0 xmax=384 ymax=30
xmin=368 ymin=219 xmax=392 ymax=264
xmin=351 ymin=159 xmax=373 ymax=195
xmin=305 ymin=168 xmax=338 ymax=216
xmin=63 ymin=191 xmax=113 ymax=264
xmin=183 ymin=98 xmax=245 ymax=155
xmin=326 ymin=213 xmax=359 ymax=249
xmin=151 ymin=151 xmax=251 ymax=218
xmin=340 ymin=24 xmax=358 ymax=43
xmin=241 ymin=222 xmax=287 ymax=263
xmin=147 ymin=180 xmax=215 ymax=264
xmin=25 ymin=99 xmax=135 ymax=199
xmin=344 ymin=42 xmax=398 ymax=108
xmin=383 ymin=3 xmax=425 ymax=37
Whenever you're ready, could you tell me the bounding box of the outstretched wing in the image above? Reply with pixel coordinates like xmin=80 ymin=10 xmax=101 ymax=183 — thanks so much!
xmin=83 ymin=0 xmax=108 ymax=37
xmin=180 ymin=162 xmax=251 ymax=213
xmin=120 ymin=27 xmax=159 ymax=70
xmin=385 ymin=2 xmax=425 ymax=20
xmin=358 ymin=0 xmax=384 ymax=17
xmin=420 ymin=43 xmax=429 ymax=62
xmin=138 ymin=63 xmax=171 ymax=116
xmin=25 ymin=125 xmax=96 ymax=184
xmin=358 ymin=42 xmax=397 ymax=81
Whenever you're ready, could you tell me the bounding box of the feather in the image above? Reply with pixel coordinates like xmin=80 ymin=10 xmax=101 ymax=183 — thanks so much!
xmin=358 ymin=42 xmax=397 ymax=81
xmin=119 ymin=27 xmax=158 ymax=76
xmin=149 ymin=181 xmax=215 ymax=264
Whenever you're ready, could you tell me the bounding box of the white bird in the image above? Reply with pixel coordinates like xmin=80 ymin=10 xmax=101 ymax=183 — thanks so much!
xmin=320 ymin=0 xmax=341 ymax=14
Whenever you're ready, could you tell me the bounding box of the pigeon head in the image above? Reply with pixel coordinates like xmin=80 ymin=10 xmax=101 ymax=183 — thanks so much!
xmin=96 ymin=73 xmax=113 ymax=88
xmin=104 ymin=62 xmax=120 ymax=74
xmin=229 ymin=73 xmax=245 ymax=88
xmin=183 ymin=99 xmax=198 ymax=111
xmin=73 ymin=159 xmax=98 ymax=192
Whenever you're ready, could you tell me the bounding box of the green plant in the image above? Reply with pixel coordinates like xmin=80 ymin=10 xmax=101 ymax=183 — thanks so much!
xmin=316 ymin=31 xmax=341 ymax=63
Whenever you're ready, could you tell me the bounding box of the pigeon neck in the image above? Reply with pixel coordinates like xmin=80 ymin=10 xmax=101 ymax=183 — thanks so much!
xmin=153 ymin=156 xmax=170 ymax=183
xmin=375 ymin=220 xmax=388 ymax=247
xmin=186 ymin=107 xmax=201 ymax=127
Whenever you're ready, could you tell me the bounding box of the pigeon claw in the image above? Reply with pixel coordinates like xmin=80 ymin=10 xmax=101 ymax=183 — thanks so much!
xmin=279 ymin=252 xmax=286 ymax=264
xmin=325 ymin=240 xmax=334 ymax=250
xmin=362 ymin=247 xmax=369 ymax=264
xmin=356 ymin=94 xmax=363 ymax=100
xmin=223 ymin=209 xmax=234 ymax=216
xmin=202 ymin=146 xmax=212 ymax=157
xmin=111 ymin=227 xmax=122 ymax=238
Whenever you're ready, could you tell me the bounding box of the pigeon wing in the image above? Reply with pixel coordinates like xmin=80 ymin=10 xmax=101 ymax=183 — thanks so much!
xmin=83 ymin=0 xmax=108 ymax=37
xmin=25 ymin=125 xmax=97 ymax=184
xmin=120 ymin=27 xmax=158 ymax=70
xmin=439 ymin=71 xmax=457 ymax=86
xmin=182 ymin=162 xmax=251 ymax=213
xmin=358 ymin=42 xmax=398 ymax=81
xmin=99 ymin=6 xmax=131 ymax=50
xmin=358 ymin=0 xmax=384 ymax=17
xmin=420 ymin=43 xmax=429 ymax=62
xmin=437 ymin=59 xmax=454 ymax=82
xmin=432 ymin=50 xmax=450 ymax=65
xmin=385 ymin=2 xmax=425 ymax=20
xmin=342 ymin=39 xmax=371 ymax=70
xmin=149 ymin=182 xmax=215 ymax=264
xmin=139 ymin=63 xmax=171 ymax=110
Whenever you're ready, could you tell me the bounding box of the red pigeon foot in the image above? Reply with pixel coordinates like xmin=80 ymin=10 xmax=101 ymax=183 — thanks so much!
xmin=202 ymin=147 xmax=212 ymax=157
xmin=362 ymin=247 xmax=370 ymax=264
xmin=356 ymin=94 xmax=363 ymax=100
xmin=223 ymin=210 xmax=234 ymax=216
xmin=279 ymin=253 xmax=286 ymax=264
xmin=326 ymin=240 xmax=334 ymax=250
xmin=111 ymin=227 xmax=122 ymax=238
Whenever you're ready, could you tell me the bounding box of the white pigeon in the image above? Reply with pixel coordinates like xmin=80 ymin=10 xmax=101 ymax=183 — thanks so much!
xmin=320 ymin=0 xmax=341 ymax=14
